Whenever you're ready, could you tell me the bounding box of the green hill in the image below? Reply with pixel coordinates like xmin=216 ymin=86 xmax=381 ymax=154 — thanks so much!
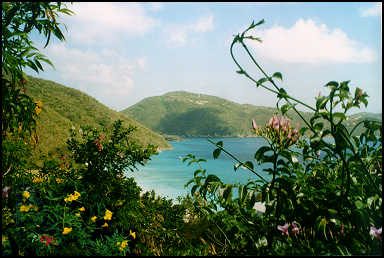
xmin=23 ymin=74 xmax=172 ymax=162
xmin=121 ymin=91 xmax=382 ymax=137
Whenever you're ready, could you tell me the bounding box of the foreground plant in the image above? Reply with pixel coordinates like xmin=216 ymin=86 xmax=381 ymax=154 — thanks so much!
xmin=184 ymin=19 xmax=382 ymax=255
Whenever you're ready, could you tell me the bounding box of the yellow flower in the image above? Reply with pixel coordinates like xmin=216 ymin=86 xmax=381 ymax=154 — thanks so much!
xmin=2 ymin=235 xmax=8 ymax=245
xmin=35 ymin=106 xmax=42 ymax=115
xmin=33 ymin=177 xmax=44 ymax=183
xmin=75 ymin=213 xmax=81 ymax=217
xmin=36 ymin=100 xmax=43 ymax=107
xmin=56 ymin=178 xmax=63 ymax=184
xmin=78 ymin=207 xmax=85 ymax=212
xmin=22 ymin=191 xmax=30 ymax=199
xmin=73 ymin=191 xmax=81 ymax=199
xmin=104 ymin=209 xmax=113 ymax=221
xmin=115 ymin=200 xmax=124 ymax=206
xmin=117 ymin=240 xmax=128 ymax=251
xmin=19 ymin=205 xmax=31 ymax=212
xmin=62 ymin=227 xmax=72 ymax=235
xmin=101 ymin=222 xmax=108 ymax=228
xmin=64 ymin=191 xmax=81 ymax=202
xmin=130 ymin=230 xmax=136 ymax=239
xmin=91 ymin=216 xmax=97 ymax=222
xmin=121 ymin=240 xmax=128 ymax=248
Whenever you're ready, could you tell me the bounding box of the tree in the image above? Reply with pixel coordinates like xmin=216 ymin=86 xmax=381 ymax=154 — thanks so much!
xmin=2 ymin=2 xmax=73 ymax=176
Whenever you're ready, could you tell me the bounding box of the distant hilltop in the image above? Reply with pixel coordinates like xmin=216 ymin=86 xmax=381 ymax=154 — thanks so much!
xmin=121 ymin=91 xmax=381 ymax=138
xmin=23 ymin=74 xmax=172 ymax=163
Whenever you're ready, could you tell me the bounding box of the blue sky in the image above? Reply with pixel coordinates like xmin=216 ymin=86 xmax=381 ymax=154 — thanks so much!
xmin=27 ymin=2 xmax=382 ymax=114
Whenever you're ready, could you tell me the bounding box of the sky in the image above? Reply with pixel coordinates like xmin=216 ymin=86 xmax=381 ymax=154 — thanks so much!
xmin=26 ymin=2 xmax=382 ymax=114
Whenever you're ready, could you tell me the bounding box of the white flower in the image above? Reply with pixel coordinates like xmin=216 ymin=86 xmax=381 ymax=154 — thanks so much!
xmin=292 ymin=156 xmax=298 ymax=163
xmin=370 ymin=226 xmax=382 ymax=239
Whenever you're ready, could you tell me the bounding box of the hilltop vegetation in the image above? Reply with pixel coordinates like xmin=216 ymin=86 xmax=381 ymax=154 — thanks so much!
xmin=24 ymin=74 xmax=171 ymax=162
xmin=121 ymin=91 xmax=381 ymax=137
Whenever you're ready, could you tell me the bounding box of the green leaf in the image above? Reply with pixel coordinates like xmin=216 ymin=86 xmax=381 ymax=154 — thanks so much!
xmin=244 ymin=36 xmax=263 ymax=42
xmin=272 ymin=72 xmax=283 ymax=81
xmin=213 ymin=148 xmax=221 ymax=159
xmin=222 ymin=184 xmax=233 ymax=203
xmin=328 ymin=209 xmax=338 ymax=216
xmin=244 ymin=161 xmax=254 ymax=170
xmin=255 ymin=19 xmax=265 ymax=26
xmin=206 ymin=174 xmax=222 ymax=184
xmin=254 ymin=146 xmax=272 ymax=162
xmin=316 ymin=96 xmax=328 ymax=110
xmin=277 ymin=88 xmax=287 ymax=99
xmin=191 ymin=185 xmax=199 ymax=196
xmin=281 ymin=103 xmax=296 ymax=115
xmin=325 ymin=81 xmax=339 ymax=90
xmin=355 ymin=200 xmax=364 ymax=209
xmin=332 ymin=112 xmax=346 ymax=121
xmin=256 ymin=77 xmax=268 ymax=86
xmin=313 ymin=122 xmax=324 ymax=132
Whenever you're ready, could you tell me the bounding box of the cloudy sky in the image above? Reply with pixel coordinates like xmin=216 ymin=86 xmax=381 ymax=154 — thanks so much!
xmin=27 ymin=2 xmax=382 ymax=114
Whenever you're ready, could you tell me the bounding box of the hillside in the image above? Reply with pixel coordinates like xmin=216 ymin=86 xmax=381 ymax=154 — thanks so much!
xmin=24 ymin=74 xmax=172 ymax=162
xmin=121 ymin=91 xmax=382 ymax=138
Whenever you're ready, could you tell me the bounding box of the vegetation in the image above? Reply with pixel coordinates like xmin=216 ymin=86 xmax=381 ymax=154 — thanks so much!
xmin=182 ymin=19 xmax=382 ymax=255
xmin=122 ymin=90 xmax=381 ymax=137
xmin=2 ymin=2 xmax=381 ymax=256
xmin=23 ymin=74 xmax=172 ymax=163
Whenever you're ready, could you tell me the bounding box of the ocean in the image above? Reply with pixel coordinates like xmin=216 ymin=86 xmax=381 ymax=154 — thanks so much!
xmin=125 ymin=137 xmax=273 ymax=201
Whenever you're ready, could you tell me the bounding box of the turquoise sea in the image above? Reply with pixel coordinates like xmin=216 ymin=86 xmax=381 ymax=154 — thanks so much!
xmin=126 ymin=137 xmax=273 ymax=201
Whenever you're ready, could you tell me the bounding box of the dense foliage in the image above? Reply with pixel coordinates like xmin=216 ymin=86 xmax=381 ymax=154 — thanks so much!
xmin=182 ymin=19 xmax=382 ymax=255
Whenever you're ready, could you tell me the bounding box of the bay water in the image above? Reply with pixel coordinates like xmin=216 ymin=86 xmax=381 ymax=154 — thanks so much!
xmin=126 ymin=137 xmax=272 ymax=201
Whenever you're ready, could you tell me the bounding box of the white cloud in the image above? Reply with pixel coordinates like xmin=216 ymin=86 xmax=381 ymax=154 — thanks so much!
xmin=166 ymin=26 xmax=188 ymax=46
xmin=361 ymin=3 xmax=382 ymax=17
xmin=149 ymin=2 xmax=163 ymax=11
xmin=68 ymin=2 xmax=158 ymax=45
xmin=137 ymin=57 xmax=147 ymax=70
xmin=248 ymin=19 xmax=377 ymax=64
xmin=191 ymin=15 xmax=215 ymax=32
xmin=165 ymin=14 xmax=215 ymax=46
xmin=42 ymin=43 xmax=145 ymax=99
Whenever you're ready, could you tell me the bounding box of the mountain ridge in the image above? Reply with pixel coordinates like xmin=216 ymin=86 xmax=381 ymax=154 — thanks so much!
xmin=121 ymin=91 xmax=382 ymax=138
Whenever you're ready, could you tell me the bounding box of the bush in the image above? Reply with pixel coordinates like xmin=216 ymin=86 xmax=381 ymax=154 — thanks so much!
xmin=183 ymin=19 xmax=382 ymax=256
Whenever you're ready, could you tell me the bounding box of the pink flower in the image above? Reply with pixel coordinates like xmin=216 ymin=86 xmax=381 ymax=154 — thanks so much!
xmin=287 ymin=129 xmax=292 ymax=139
xmin=293 ymin=123 xmax=299 ymax=134
xmin=291 ymin=221 xmax=300 ymax=234
xmin=277 ymin=223 xmax=290 ymax=236
xmin=40 ymin=234 xmax=54 ymax=246
xmin=273 ymin=116 xmax=280 ymax=131
xmin=370 ymin=226 xmax=382 ymax=240
xmin=2 ymin=186 xmax=11 ymax=198
xmin=252 ymin=120 xmax=258 ymax=131
xmin=357 ymin=89 xmax=363 ymax=99
xmin=268 ymin=116 xmax=274 ymax=126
